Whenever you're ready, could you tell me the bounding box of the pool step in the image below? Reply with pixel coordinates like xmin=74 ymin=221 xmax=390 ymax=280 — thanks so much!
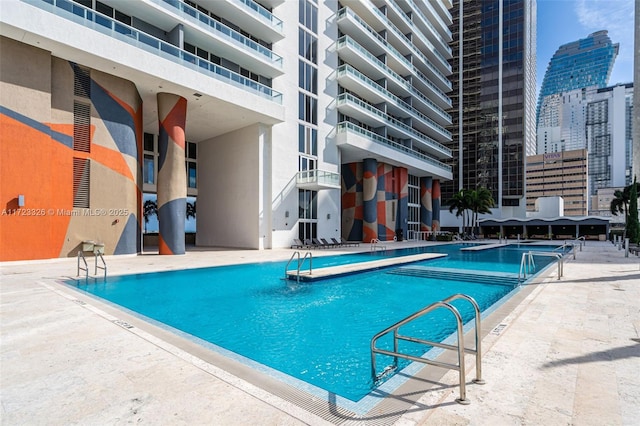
xmin=388 ymin=266 xmax=520 ymax=287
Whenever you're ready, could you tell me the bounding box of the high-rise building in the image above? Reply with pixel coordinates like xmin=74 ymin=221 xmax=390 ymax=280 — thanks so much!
xmin=442 ymin=0 xmax=537 ymax=225
xmin=525 ymin=149 xmax=588 ymax=216
xmin=0 ymin=0 xmax=453 ymax=260
xmin=536 ymin=83 xmax=634 ymax=208
xmin=537 ymin=30 xmax=619 ymax=128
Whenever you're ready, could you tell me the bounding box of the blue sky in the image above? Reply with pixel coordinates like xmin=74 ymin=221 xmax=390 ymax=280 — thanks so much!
xmin=536 ymin=0 xmax=634 ymax=96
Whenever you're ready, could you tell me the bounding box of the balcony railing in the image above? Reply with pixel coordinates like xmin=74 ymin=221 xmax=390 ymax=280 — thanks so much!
xmin=235 ymin=0 xmax=283 ymax=33
xmin=158 ymin=0 xmax=282 ymax=68
xmin=336 ymin=93 xmax=452 ymax=157
xmin=26 ymin=0 xmax=282 ymax=104
xmin=362 ymin=5 xmax=452 ymax=86
xmin=337 ymin=7 xmax=451 ymax=94
xmin=296 ymin=169 xmax=341 ymax=190
xmin=336 ymin=65 xmax=452 ymax=140
xmin=336 ymin=36 xmax=452 ymax=119
xmin=386 ymin=0 xmax=451 ymax=69
xmin=404 ymin=0 xmax=451 ymax=54
xmin=337 ymin=121 xmax=452 ymax=173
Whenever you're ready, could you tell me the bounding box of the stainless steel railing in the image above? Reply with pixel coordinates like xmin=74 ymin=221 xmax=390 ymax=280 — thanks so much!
xmin=370 ymin=293 xmax=484 ymax=405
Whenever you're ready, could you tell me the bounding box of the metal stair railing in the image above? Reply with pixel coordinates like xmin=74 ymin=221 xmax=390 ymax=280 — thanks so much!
xmin=95 ymin=252 xmax=107 ymax=278
xmin=77 ymin=251 xmax=88 ymax=278
xmin=370 ymin=238 xmax=387 ymax=251
xmin=284 ymin=251 xmax=312 ymax=282
xmin=370 ymin=293 xmax=484 ymax=405
xmin=519 ymin=251 xmax=564 ymax=282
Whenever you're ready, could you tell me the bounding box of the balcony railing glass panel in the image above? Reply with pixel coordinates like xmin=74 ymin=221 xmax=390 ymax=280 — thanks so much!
xmin=26 ymin=0 xmax=282 ymax=104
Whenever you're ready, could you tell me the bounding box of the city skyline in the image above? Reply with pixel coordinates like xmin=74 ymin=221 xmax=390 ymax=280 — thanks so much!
xmin=537 ymin=0 xmax=634 ymax=96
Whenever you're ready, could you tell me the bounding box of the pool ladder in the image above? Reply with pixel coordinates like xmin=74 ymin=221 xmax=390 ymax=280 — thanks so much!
xmin=518 ymin=250 xmax=567 ymax=283
xmin=370 ymin=294 xmax=484 ymax=405
xmin=77 ymin=250 xmax=107 ymax=279
xmin=284 ymin=251 xmax=312 ymax=282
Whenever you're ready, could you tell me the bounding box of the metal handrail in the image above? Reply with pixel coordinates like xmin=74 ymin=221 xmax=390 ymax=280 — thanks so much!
xmin=370 ymin=294 xmax=484 ymax=405
xmin=77 ymin=251 xmax=88 ymax=278
xmin=519 ymin=251 xmax=564 ymax=282
xmin=95 ymin=252 xmax=107 ymax=278
xmin=284 ymin=251 xmax=312 ymax=282
xmin=370 ymin=238 xmax=387 ymax=251
xmin=554 ymin=242 xmax=576 ymax=259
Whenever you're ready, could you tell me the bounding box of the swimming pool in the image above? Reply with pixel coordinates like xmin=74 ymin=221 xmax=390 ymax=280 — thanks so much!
xmin=69 ymin=243 xmax=563 ymax=402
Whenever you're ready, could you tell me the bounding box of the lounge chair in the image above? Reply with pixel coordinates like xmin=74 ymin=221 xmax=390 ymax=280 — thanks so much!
xmin=304 ymin=239 xmax=320 ymax=249
xmin=291 ymin=238 xmax=307 ymax=249
xmin=330 ymin=237 xmax=343 ymax=247
xmin=312 ymin=238 xmax=330 ymax=249
xmin=320 ymin=238 xmax=339 ymax=248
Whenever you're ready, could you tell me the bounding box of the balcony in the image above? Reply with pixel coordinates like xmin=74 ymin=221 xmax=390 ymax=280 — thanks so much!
xmin=155 ymin=0 xmax=283 ymax=77
xmin=335 ymin=65 xmax=452 ymax=142
xmin=336 ymin=93 xmax=452 ymax=159
xmin=336 ymin=121 xmax=452 ymax=180
xmin=296 ymin=170 xmax=341 ymax=190
xmin=25 ymin=0 xmax=282 ymax=103
xmin=225 ymin=0 xmax=284 ymax=41
xmin=336 ymin=7 xmax=452 ymax=96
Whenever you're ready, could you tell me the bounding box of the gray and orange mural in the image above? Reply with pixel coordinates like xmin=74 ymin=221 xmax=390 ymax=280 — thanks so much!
xmin=156 ymin=93 xmax=187 ymax=255
xmin=341 ymin=159 xmax=409 ymax=242
xmin=0 ymin=38 xmax=142 ymax=260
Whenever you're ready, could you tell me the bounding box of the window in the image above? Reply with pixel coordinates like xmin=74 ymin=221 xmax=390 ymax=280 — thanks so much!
xmin=298 ymin=61 xmax=317 ymax=94
xmin=186 ymin=162 xmax=197 ymax=188
xmin=144 ymin=132 xmax=155 ymax=152
xmin=298 ymin=93 xmax=317 ymax=124
xmin=298 ymin=189 xmax=317 ymax=219
xmin=299 ymin=0 xmax=317 ymax=33
xmin=186 ymin=142 xmax=197 ymax=189
xmin=298 ymin=28 xmax=317 ymax=63
xmin=298 ymin=125 xmax=317 ymax=155
xmin=144 ymin=154 xmax=155 ymax=184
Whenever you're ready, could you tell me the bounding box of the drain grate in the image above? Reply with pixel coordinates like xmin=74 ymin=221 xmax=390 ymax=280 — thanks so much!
xmin=491 ymin=323 xmax=508 ymax=335
xmin=112 ymin=319 xmax=134 ymax=329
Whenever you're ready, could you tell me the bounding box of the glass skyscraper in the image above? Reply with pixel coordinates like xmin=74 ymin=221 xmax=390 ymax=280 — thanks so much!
xmin=537 ymin=30 xmax=619 ymax=126
xmin=443 ymin=0 xmax=537 ymax=218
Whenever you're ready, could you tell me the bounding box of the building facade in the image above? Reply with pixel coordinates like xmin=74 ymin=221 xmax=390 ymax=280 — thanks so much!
xmin=537 ymin=30 xmax=619 ymax=128
xmin=536 ymin=83 xmax=634 ymax=209
xmin=442 ymin=0 xmax=537 ymax=226
xmin=525 ymin=149 xmax=588 ymax=216
xmin=0 ymin=0 xmax=453 ymax=260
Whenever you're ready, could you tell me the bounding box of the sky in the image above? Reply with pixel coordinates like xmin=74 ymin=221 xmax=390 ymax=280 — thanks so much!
xmin=536 ymin=0 xmax=635 ymax=97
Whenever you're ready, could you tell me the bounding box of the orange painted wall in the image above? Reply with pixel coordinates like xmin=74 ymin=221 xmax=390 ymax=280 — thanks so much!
xmin=0 ymin=114 xmax=73 ymax=260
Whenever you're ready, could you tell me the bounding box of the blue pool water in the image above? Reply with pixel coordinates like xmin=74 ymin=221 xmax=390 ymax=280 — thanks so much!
xmin=70 ymin=243 xmax=563 ymax=402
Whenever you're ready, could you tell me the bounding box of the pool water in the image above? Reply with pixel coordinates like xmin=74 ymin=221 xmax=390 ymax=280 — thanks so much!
xmin=70 ymin=243 xmax=562 ymax=402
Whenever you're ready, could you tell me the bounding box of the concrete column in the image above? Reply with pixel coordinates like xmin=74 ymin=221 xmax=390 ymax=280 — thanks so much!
xmin=420 ymin=176 xmax=433 ymax=231
xmin=157 ymin=93 xmax=187 ymax=255
xmin=362 ymin=158 xmax=378 ymax=242
xmin=432 ymin=179 xmax=441 ymax=231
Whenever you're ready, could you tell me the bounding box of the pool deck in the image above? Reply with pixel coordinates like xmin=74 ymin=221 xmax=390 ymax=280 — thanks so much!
xmin=1 ymin=240 xmax=639 ymax=425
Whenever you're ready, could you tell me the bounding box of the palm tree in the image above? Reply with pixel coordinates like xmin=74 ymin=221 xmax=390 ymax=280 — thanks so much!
xmin=468 ymin=187 xmax=495 ymax=236
xmin=610 ymin=182 xmax=640 ymax=240
xmin=143 ymin=200 xmax=157 ymax=233
xmin=448 ymin=189 xmax=471 ymax=235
